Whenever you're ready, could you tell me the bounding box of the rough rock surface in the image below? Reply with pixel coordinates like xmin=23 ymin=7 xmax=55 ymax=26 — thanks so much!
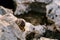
xmin=13 ymin=0 xmax=60 ymax=40
xmin=14 ymin=0 xmax=52 ymax=15
xmin=0 ymin=6 xmax=47 ymax=40
xmin=40 ymin=37 xmax=58 ymax=40
xmin=14 ymin=0 xmax=35 ymax=15
xmin=46 ymin=0 xmax=60 ymax=32
xmin=0 ymin=0 xmax=60 ymax=40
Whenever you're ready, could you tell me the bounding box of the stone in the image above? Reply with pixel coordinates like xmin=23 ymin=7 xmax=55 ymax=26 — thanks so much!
xmin=0 ymin=6 xmax=13 ymax=15
xmin=35 ymin=0 xmax=52 ymax=4
xmin=14 ymin=0 xmax=34 ymax=15
xmin=0 ymin=6 xmax=23 ymax=40
xmin=40 ymin=37 xmax=58 ymax=40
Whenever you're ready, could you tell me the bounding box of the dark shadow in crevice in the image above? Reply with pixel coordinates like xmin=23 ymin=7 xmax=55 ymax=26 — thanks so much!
xmin=14 ymin=2 xmax=54 ymax=26
xmin=43 ymin=30 xmax=60 ymax=40
xmin=0 ymin=0 xmax=17 ymax=12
